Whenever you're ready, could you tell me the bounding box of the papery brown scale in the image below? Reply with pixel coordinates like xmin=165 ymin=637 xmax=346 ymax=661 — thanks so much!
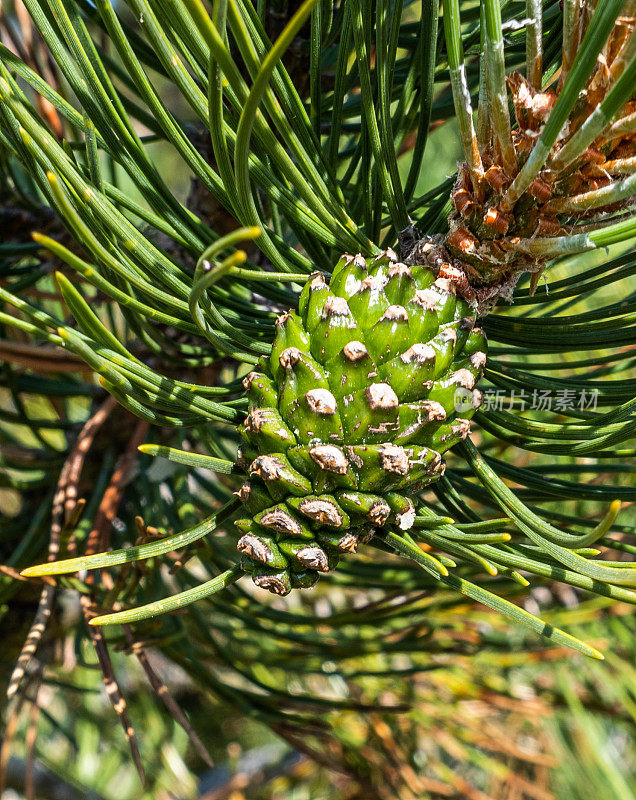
xmin=583 ymin=147 xmax=608 ymax=165
xmin=484 ymin=165 xmax=509 ymax=194
xmin=454 ymin=189 xmax=477 ymax=218
xmin=447 ymin=228 xmax=479 ymax=256
xmin=535 ymin=217 xmax=563 ymax=237
xmin=483 ymin=208 xmax=511 ymax=235
xmin=528 ymin=177 xmax=553 ymax=203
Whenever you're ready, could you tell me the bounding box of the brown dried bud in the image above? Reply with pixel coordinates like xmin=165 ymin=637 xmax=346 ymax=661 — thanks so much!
xmin=379 ymin=305 xmax=408 ymax=323
xmin=366 ymin=383 xmax=399 ymax=410
xmin=374 ymin=247 xmax=398 ymax=263
xmin=368 ymin=500 xmax=391 ymax=526
xmin=380 ymin=444 xmax=409 ymax=475
xmin=250 ymin=455 xmax=283 ymax=481
xmin=237 ymin=535 xmax=272 ymax=564
xmin=400 ymin=343 xmax=435 ymax=364
xmin=279 ymin=347 xmax=303 ymax=370
xmin=411 ymin=289 xmax=438 ymax=310
xmin=484 ymin=164 xmax=509 ymax=193
xmin=450 ymin=369 xmax=476 ymax=390
xmin=275 ymin=311 xmax=292 ymax=327
xmin=321 ymin=296 xmax=351 ymax=318
xmin=343 ymin=340 xmax=368 ymax=362
xmin=298 ymin=498 xmax=343 ymax=527
xmin=296 ymin=546 xmax=330 ymax=572
xmin=305 ymin=388 xmax=337 ymax=415
xmin=259 ymin=509 xmax=302 ymax=536
xmin=334 ymin=533 xmax=359 ymax=552
xmin=528 ymin=177 xmax=553 ymax=203
xmin=387 ymin=262 xmax=412 ymax=279
xmin=583 ymin=146 xmax=606 ymax=165
xmin=242 ymin=371 xmax=258 ymax=390
xmin=433 ymin=277 xmax=455 ymax=295
xmin=437 ymin=264 xmax=468 ymax=290
xmin=360 ymin=274 xmax=388 ymax=293
xmin=452 ymin=419 xmax=471 ymax=440
xmin=237 ymin=482 xmax=252 ymax=503
xmin=428 ymin=451 xmax=445 ymax=476
xmin=420 ymin=401 xmax=447 ymax=421
xmin=470 ymin=351 xmax=487 ymax=371
xmin=536 ymin=216 xmax=563 ymax=236
xmin=483 ymin=207 xmax=511 ymax=235
xmin=310 ymin=444 xmax=349 ymax=474
xmin=454 ymin=188 xmax=477 ymax=217
xmin=308 ymin=272 xmax=327 ymax=290
xmin=244 ymin=409 xmax=267 ymax=432
xmin=447 ymin=227 xmax=479 ymax=255
xmin=253 ymin=573 xmax=290 ymax=595
xmin=441 ymin=327 xmax=458 ymax=345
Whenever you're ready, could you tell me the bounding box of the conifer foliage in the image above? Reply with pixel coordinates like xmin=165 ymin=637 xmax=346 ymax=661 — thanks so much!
xmin=0 ymin=0 xmax=635 ymax=795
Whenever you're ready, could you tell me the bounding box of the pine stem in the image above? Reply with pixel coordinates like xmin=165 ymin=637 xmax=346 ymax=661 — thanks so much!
xmin=442 ymin=0 xmax=483 ymax=182
xmin=525 ymin=0 xmax=543 ymax=89
xmin=606 ymin=111 xmax=636 ymax=138
xmin=482 ymin=0 xmax=516 ymax=176
xmin=560 ymin=0 xmax=581 ymax=87
xmin=544 ymin=172 xmax=636 ymax=214
xmin=403 ymin=0 xmax=438 ymax=201
xmin=511 ymin=232 xmax=595 ymax=258
xmin=476 ymin=4 xmax=492 ymax=149
xmin=604 ymin=156 xmax=636 ymax=175
xmin=351 ymin=0 xmax=409 ymax=231
xmin=610 ymin=21 xmax=636 ymax=82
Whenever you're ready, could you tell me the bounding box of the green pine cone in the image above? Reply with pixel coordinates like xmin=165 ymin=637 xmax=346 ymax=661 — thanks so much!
xmin=236 ymin=250 xmax=487 ymax=594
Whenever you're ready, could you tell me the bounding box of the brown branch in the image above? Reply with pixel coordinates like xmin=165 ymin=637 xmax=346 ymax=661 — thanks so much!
xmin=7 ymin=396 xmax=116 ymax=700
xmin=0 ymin=340 xmax=86 ymax=373
xmin=0 ymin=565 xmax=53 ymax=585
xmin=80 ymin=598 xmax=146 ymax=785
xmin=71 ymin=417 xmax=149 ymax=786
xmin=122 ymin=626 xmax=214 ymax=768
xmin=83 ymin=419 xmax=149 ymax=569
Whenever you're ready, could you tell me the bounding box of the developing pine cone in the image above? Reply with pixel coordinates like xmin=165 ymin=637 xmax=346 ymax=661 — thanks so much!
xmin=236 ymin=250 xmax=486 ymax=594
